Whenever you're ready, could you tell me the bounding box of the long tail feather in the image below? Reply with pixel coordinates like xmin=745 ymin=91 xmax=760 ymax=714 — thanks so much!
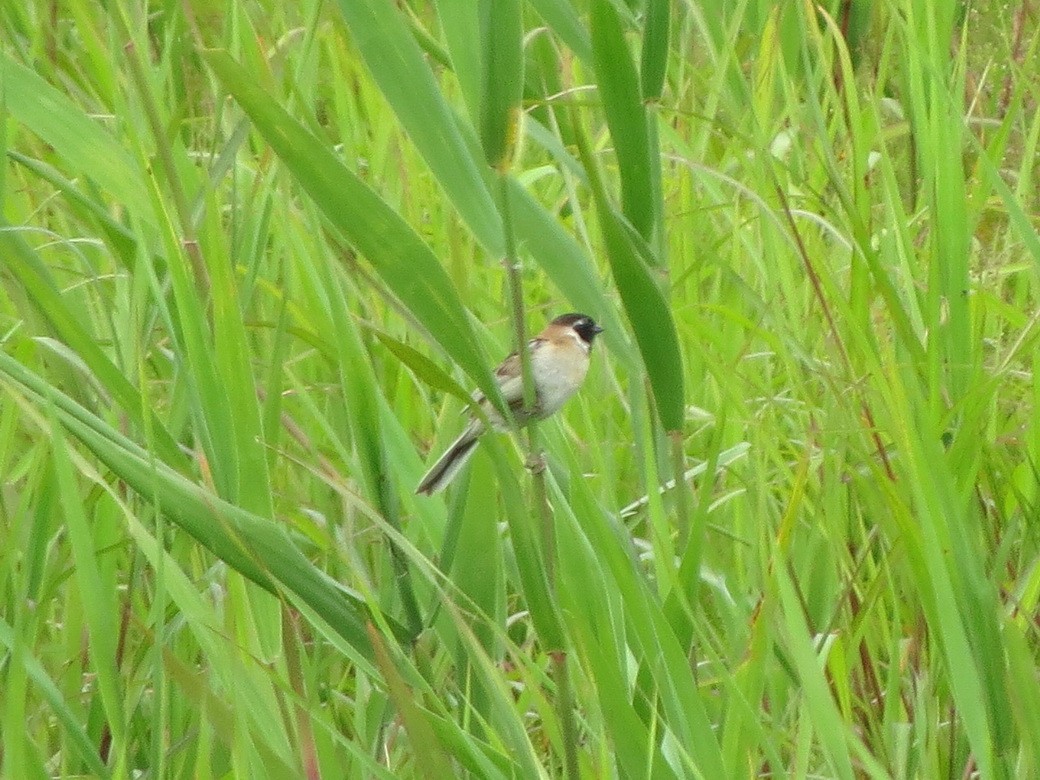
xmin=415 ymin=424 xmax=482 ymax=495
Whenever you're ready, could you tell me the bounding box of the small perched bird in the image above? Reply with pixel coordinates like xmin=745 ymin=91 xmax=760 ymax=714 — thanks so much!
xmin=415 ymin=313 xmax=604 ymax=495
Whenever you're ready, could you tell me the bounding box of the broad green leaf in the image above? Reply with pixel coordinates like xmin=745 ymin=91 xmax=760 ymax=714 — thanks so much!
xmin=331 ymin=0 xmax=502 ymax=253
xmin=603 ymin=221 xmax=683 ymax=431
xmin=573 ymin=145 xmax=684 ymax=430
xmin=369 ymin=327 xmax=474 ymax=406
xmin=590 ymin=0 xmax=655 ymax=243
xmin=479 ymin=0 xmax=523 ymax=170
xmin=0 ymin=222 xmax=184 ymax=466
xmin=0 ymin=351 xmax=404 ymax=657
xmin=436 ymin=1 xmax=482 ymax=122
xmin=203 ymin=50 xmax=503 ymax=412
xmin=1 ymin=55 xmax=155 ymax=228
xmin=641 ymin=0 xmax=670 ymax=101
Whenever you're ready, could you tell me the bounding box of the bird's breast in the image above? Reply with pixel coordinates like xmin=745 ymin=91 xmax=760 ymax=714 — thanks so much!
xmin=532 ymin=343 xmax=589 ymax=418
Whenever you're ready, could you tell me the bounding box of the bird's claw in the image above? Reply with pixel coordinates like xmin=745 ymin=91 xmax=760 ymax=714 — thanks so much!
xmin=525 ymin=452 xmax=546 ymax=474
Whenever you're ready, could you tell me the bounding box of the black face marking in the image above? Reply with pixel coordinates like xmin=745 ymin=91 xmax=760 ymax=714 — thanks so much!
xmin=551 ymin=313 xmax=604 ymax=346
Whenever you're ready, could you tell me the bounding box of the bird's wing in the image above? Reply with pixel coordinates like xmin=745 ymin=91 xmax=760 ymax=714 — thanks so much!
xmin=469 ymin=338 xmax=545 ymax=414
xmin=494 ymin=351 xmax=523 ymax=408
xmin=498 ymin=338 xmax=548 ymax=413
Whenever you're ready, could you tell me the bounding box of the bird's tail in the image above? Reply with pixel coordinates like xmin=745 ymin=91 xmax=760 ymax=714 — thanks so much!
xmin=415 ymin=422 xmax=482 ymax=495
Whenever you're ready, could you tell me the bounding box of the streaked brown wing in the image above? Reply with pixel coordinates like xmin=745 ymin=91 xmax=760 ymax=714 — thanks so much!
xmin=482 ymin=338 xmax=546 ymax=417
xmin=495 ymin=350 xmax=522 ymax=380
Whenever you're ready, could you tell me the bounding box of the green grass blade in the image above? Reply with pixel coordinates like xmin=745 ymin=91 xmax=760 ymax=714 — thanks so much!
xmin=436 ymin=1 xmax=481 ymax=121
xmin=590 ymin=0 xmax=655 ymax=243
xmin=640 ymin=0 xmax=670 ymax=101
xmin=528 ymin=0 xmax=592 ymax=63
xmin=0 ymin=352 xmax=404 ymax=656
xmin=1004 ymin=618 xmax=1040 ymax=776
xmin=0 ymin=54 xmax=154 ymax=227
xmin=46 ymin=413 xmax=126 ymax=753
xmin=203 ymin=49 xmax=503 ymax=412
xmin=368 ymin=625 xmax=456 ymax=779
xmin=0 ymin=223 xmax=184 ymax=466
xmin=0 ymin=618 xmax=110 ymax=778
xmin=482 ymin=434 xmax=564 ymax=648
xmin=552 ymin=474 xmax=726 ymax=776
xmin=331 ymin=0 xmax=502 ymax=252
xmin=774 ymin=561 xmax=856 ymax=780
xmin=478 ymin=0 xmax=523 ymax=170
xmin=572 ymin=148 xmax=685 ymax=430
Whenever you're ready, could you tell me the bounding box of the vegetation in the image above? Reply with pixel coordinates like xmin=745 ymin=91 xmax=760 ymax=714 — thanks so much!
xmin=2 ymin=0 xmax=1039 ymax=777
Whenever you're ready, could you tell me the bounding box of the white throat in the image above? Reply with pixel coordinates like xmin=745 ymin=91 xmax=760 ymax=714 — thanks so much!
xmin=566 ymin=329 xmax=590 ymax=355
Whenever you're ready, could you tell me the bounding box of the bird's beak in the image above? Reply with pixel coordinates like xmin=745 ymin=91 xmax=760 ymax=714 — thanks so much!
xmin=593 ymin=324 xmax=604 ymax=334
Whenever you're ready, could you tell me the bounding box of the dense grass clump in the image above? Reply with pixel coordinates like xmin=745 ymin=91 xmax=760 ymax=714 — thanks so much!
xmin=2 ymin=1 xmax=1039 ymax=777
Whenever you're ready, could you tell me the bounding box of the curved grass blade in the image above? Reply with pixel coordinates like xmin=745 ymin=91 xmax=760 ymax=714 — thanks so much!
xmin=0 ymin=351 xmax=405 ymax=657
xmin=331 ymin=0 xmax=502 ymax=253
xmin=436 ymin=1 xmax=481 ymax=121
xmin=590 ymin=0 xmax=655 ymax=243
xmin=0 ymin=222 xmax=185 ymax=467
xmin=369 ymin=327 xmax=474 ymax=405
xmin=0 ymin=618 xmax=111 ymax=779
xmin=7 ymin=151 xmax=141 ymax=268
xmin=528 ymin=0 xmax=593 ymax=63
xmin=573 ymin=125 xmax=684 ymax=432
xmin=641 ymin=0 xmax=670 ymax=101
xmin=479 ymin=0 xmax=523 ymax=170
xmin=1 ymin=55 xmax=155 ymax=229
xmin=203 ymin=50 xmax=503 ymax=412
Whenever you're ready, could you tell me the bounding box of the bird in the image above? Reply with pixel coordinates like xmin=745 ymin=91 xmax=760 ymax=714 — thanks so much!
xmin=415 ymin=312 xmax=604 ymax=495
